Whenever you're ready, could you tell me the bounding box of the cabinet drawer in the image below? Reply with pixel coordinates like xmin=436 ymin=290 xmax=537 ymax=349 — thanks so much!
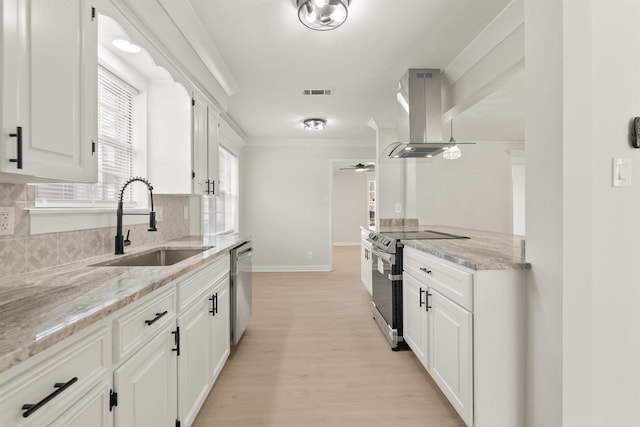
xmin=404 ymin=247 xmax=473 ymax=311
xmin=0 ymin=326 xmax=109 ymax=426
xmin=113 ymin=286 xmax=177 ymax=363
xmin=177 ymin=254 xmax=229 ymax=312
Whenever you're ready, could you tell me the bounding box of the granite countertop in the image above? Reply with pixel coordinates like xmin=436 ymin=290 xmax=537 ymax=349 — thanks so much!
xmin=370 ymin=225 xmax=530 ymax=271
xmin=0 ymin=234 xmax=248 ymax=375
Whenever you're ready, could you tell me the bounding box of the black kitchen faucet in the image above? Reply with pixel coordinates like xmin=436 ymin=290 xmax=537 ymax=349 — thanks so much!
xmin=115 ymin=177 xmax=157 ymax=254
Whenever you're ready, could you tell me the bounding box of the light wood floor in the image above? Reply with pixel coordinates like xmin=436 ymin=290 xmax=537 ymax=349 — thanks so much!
xmin=193 ymin=246 xmax=465 ymax=427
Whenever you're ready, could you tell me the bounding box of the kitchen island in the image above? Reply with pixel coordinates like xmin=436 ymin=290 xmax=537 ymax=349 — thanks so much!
xmin=364 ymin=224 xmax=529 ymax=427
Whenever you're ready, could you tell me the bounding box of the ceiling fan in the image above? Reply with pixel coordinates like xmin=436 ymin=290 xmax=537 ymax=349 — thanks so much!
xmin=339 ymin=162 xmax=375 ymax=172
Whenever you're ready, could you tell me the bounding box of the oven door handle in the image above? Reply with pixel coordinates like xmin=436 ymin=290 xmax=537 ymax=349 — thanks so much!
xmin=371 ymin=247 xmax=395 ymax=265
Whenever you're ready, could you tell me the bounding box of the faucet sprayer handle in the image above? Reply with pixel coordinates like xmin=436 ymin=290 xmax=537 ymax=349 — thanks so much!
xmin=124 ymin=230 xmax=131 ymax=246
xmin=148 ymin=211 xmax=157 ymax=232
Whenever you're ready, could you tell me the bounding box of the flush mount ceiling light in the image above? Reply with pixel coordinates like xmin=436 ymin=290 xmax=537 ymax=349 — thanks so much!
xmin=297 ymin=0 xmax=350 ymax=31
xmin=303 ymin=118 xmax=326 ymax=131
xmin=112 ymin=39 xmax=141 ymax=53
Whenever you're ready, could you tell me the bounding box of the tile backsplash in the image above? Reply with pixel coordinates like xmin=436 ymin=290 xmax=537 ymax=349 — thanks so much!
xmin=0 ymin=183 xmax=191 ymax=277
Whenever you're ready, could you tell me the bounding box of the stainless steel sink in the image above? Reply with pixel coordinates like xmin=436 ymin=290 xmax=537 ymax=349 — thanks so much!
xmin=92 ymin=247 xmax=213 ymax=267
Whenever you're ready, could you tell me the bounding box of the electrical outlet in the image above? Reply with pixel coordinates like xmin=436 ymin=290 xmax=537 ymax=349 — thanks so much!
xmin=0 ymin=207 xmax=15 ymax=236
xmin=395 ymin=202 xmax=402 ymax=213
xmin=307 ymin=251 xmax=313 ymax=260
xmin=156 ymin=206 xmax=163 ymax=222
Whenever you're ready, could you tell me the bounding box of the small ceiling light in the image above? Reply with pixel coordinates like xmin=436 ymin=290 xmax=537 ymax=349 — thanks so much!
xmin=443 ymin=120 xmax=463 ymax=160
xmin=303 ymin=118 xmax=326 ymax=131
xmin=112 ymin=39 xmax=141 ymax=53
xmin=297 ymin=0 xmax=350 ymax=31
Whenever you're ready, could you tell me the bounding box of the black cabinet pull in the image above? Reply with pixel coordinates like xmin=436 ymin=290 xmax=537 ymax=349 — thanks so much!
xmin=172 ymin=327 xmax=181 ymax=356
xmin=22 ymin=377 xmax=78 ymax=418
xmin=426 ymin=291 xmax=432 ymax=312
xmin=209 ymin=294 xmax=215 ymax=316
xmin=205 ymin=179 xmax=211 ymax=194
xmin=214 ymin=293 xmax=218 ymax=315
xmin=211 ymin=180 xmax=215 ymax=195
xmin=9 ymin=126 xmax=23 ymax=169
xmin=419 ymin=288 xmax=425 ymax=307
xmin=419 ymin=267 xmax=432 ymax=275
xmin=144 ymin=310 xmax=168 ymax=326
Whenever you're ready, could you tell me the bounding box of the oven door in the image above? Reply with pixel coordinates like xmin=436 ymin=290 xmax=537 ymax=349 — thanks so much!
xmin=371 ymin=247 xmax=396 ymax=328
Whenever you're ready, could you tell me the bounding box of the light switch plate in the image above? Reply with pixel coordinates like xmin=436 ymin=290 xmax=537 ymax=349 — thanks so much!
xmin=0 ymin=207 xmax=15 ymax=236
xmin=613 ymin=158 xmax=632 ymax=187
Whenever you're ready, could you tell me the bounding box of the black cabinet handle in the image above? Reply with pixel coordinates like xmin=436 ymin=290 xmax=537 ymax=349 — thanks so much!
xmin=214 ymin=293 xmax=218 ymax=315
xmin=426 ymin=291 xmax=432 ymax=312
xmin=22 ymin=377 xmax=78 ymax=418
xmin=172 ymin=327 xmax=181 ymax=356
xmin=209 ymin=294 xmax=215 ymax=316
xmin=419 ymin=267 xmax=432 ymax=275
xmin=419 ymin=288 xmax=425 ymax=307
xmin=211 ymin=180 xmax=215 ymax=195
xmin=144 ymin=310 xmax=168 ymax=326
xmin=9 ymin=126 xmax=23 ymax=169
xmin=205 ymin=179 xmax=211 ymax=194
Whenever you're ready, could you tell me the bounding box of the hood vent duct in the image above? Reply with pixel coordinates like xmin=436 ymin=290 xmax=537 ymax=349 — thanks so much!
xmin=384 ymin=69 xmax=468 ymax=159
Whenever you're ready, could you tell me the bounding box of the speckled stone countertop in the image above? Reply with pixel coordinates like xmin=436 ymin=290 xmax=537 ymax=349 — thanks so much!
xmin=0 ymin=234 xmax=247 ymax=375
xmin=368 ymin=225 xmax=530 ymax=271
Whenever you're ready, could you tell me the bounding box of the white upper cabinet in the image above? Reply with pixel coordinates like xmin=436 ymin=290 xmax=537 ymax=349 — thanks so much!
xmin=1 ymin=0 xmax=98 ymax=182
xmin=192 ymin=92 xmax=220 ymax=196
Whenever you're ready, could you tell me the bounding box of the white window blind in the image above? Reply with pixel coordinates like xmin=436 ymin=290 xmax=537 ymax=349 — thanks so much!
xmin=35 ymin=68 xmax=137 ymax=207
xmin=216 ymin=146 xmax=239 ymax=233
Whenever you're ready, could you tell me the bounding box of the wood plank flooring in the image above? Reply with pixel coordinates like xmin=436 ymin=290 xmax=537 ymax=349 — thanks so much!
xmin=193 ymin=246 xmax=465 ymax=427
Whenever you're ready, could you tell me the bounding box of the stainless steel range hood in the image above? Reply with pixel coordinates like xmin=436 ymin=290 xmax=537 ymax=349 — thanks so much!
xmin=383 ymin=69 xmax=451 ymax=159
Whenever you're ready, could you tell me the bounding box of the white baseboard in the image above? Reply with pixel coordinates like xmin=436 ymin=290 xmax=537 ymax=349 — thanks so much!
xmin=252 ymin=265 xmax=332 ymax=272
xmin=333 ymin=242 xmax=360 ymax=246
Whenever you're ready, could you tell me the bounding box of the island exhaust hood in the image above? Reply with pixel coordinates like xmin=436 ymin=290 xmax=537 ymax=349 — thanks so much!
xmin=383 ymin=69 xmax=453 ymax=159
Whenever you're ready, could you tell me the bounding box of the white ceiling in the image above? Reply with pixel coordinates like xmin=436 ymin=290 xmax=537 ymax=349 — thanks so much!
xmin=186 ymin=0 xmax=522 ymax=143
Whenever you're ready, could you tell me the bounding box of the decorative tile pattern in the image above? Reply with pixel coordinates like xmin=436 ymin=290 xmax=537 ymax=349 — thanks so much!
xmin=0 ymin=238 xmax=27 ymax=276
xmin=0 ymin=183 xmax=26 ymax=206
xmin=26 ymin=235 xmax=58 ymax=272
xmin=58 ymin=231 xmax=85 ymax=265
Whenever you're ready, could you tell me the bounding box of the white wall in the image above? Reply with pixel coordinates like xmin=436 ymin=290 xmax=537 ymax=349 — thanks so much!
xmin=241 ymin=142 xmax=375 ymax=271
xmin=590 ymin=2 xmax=640 ymax=425
xmin=332 ymin=170 xmax=368 ymax=244
xmin=415 ymin=143 xmax=516 ymax=234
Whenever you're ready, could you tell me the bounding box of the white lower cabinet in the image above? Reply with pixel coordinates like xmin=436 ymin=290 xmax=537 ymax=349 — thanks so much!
xmin=113 ymin=323 xmax=178 ymax=427
xmin=210 ymin=278 xmax=230 ymax=382
xmin=177 ymin=292 xmax=214 ymax=426
xmin=50 ymin=380 xmax=113 ymax=427
xmin=429 ymin=288 xmax=473 ymax=425
xmin=402 ymin=272 xmax=429 ymax=368
xmin=0 ymin=254 xmax=233 ymax=427
xmin=402 ymin=246 xmax=525 ymax=427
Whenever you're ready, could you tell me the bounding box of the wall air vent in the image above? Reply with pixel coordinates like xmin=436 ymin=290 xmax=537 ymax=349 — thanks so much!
xmin=303 ymin=89 xmax=333 ymax=95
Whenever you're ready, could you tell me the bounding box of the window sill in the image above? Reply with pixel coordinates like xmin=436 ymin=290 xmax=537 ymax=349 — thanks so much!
xmin=27 ymin=207 xmax=150 ymax=235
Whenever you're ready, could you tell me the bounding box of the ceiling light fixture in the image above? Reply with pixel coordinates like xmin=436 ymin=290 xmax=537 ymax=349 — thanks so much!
xmin=297 ymin=0 xmax=350 ymax=31
xmin=443 ymin=120 xmax=462 ymax=160
xmin=112 ymin=39 xmax=141 ymax=53
xmin=303 ymin=118 xmax=327 ymax=131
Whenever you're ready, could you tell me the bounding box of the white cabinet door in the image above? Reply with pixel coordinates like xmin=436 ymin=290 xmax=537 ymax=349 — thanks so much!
xmin=191 ymin=95 xmax=208 ymax=195
xmin=360 ymin=240 xmax=372 ymax=295
xmin=177 ymin=294 xmax=213 ymax=427
xmin=206 ymin=108 xmax=219 ymax=196
xmin=113 ymin=324 xmax=177 ymax=427
xmin=210 ymin=278 xmax=230 ymax=382
xmin=2 ymin=0 xmax=97 ymax=182
xmin=429 ymin=288 xmax=473 ymax=427
xmin=402 ymin=272 xmax=429 ymax=368
xmin=49 ymin=380 xmax=112 ymax=427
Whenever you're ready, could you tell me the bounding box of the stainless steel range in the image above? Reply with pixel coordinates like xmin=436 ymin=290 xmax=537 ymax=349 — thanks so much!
xmin=367 ymin=229 xmax=468 ymax=350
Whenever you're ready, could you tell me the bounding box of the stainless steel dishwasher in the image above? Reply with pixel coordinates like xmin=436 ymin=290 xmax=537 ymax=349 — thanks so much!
xmin=230 ymin=241 xmax=252 ymax=345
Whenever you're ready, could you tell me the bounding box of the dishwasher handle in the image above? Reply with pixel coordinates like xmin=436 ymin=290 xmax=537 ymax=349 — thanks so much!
xmin=236 ymin=246 xmax=253 ymax=259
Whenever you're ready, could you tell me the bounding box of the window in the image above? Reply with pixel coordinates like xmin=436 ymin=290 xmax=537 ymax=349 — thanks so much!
xmin=35 ymin=67 xmax=140 ymax=207
xmin=216 ymin=146 xmax=239 ymax=233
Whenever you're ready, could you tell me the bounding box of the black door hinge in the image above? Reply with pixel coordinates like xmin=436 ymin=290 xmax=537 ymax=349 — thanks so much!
xmin=91 ymin=140 xmax=96 ymax=154
xmin=109 ymin=389 xmax=118 ymax=412
xmin=91 ymin=6 xmax=96 ymax=20
xmin=176 ymin=419 xmax=181 ymax=427
xmin=172 ymin=327 xmax=181 ymax=356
